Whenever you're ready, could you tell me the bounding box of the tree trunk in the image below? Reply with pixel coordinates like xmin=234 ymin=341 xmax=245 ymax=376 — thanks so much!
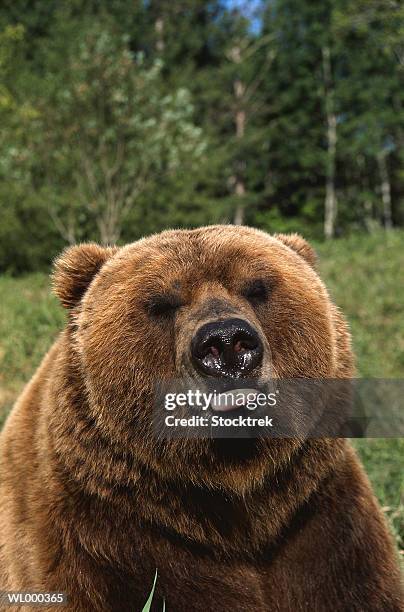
xmin=376 ymin=150 xmax=393 ymax=230
xmin=233 ymin=83 xmax=246 ymax=225
xmin=364 ymin=199 xmax=372 ymax=231
xmin=231 ymin=46 xmax=246 ymax=226
xmin=155 ymin=17 xmax=164 ymax=53
xmin=233 ymin=177 xmax=246 ymax=225
xmin=97 ymin=197 xmax=121 ymax=245
xmin=48 ymin=204 xmax=77 ymax=245
xmin=322 ymin=45 xmax=338 ymax=240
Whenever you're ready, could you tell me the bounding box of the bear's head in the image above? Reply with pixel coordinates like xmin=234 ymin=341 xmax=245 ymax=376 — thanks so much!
xmin=53 ymin=226 xmax=353 ymax=494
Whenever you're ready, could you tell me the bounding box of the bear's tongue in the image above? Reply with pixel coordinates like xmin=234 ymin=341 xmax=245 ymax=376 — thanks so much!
xmin=210 ymin=388 xmax=258 ymax=412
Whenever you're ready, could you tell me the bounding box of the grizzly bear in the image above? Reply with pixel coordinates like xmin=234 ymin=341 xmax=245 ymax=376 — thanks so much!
xmin=0 ymin=226 xmax=402 ymax=611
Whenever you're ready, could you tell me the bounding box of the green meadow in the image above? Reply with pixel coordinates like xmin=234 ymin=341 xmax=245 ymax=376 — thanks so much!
xmin=0 ymin=230 xmax=403 ymax=556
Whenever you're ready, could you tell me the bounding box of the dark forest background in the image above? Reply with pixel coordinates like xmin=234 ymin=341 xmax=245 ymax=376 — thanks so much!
xmin=0 ymin=0 xmax=403 ymax=272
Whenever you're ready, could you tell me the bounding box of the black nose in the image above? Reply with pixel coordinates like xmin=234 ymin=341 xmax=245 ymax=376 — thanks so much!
xmin=191 ymin=318 xmax=263 ymax=378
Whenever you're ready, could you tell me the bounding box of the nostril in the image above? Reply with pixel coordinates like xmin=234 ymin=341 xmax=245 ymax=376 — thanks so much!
xmin=234 ymin=341 xmax=244 ymax=353
xmin=194 ymin=338 xmax=223 ymax=359
xmin=233 ymin=334 xmax=258 ymax=353
xmin=208 ymin=345 xmax=220 ymax=358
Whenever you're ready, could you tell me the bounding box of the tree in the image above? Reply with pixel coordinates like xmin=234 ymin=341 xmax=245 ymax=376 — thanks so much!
xmin=0 ymin=23 xmax=62 ymax=272
xmin=333 ymin=0 xmax=404 ymax=229
xmin=0 ymin=23 xmax=28 ymax=179
xmin=224 ymin=4 xmax=275 ymax=225
xmin=1 ymin=0 xmax=404 ymax=273
xmin=190 ymin=1 xmax=276 ymax=226
xmin=322 ymin=44 xmax=338 ymax=239
xmin=31 ymin=21 xmax=206 ymax=244
xmin=259 ymin=0 xmax=333 ymax=236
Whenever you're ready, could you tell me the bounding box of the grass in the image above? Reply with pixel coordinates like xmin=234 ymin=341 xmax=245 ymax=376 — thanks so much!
xmin=316 ymin=230 xmax=404 ymax=555
xmin=0 ymin=273 xmax=65 ymax=426
xmin=0 ymin=230 xmax=403 ymax=556
xmin=317 ymin=230 xmax=404 ymax=377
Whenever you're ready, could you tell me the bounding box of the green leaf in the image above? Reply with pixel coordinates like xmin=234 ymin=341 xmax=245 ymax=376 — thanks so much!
xmin=141 ymin=569 xmax=158 ymax=612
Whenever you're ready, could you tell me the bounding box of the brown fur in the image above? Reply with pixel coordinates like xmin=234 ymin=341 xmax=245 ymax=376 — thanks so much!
xmin=0 ymin=226 xmax=402 ymax=611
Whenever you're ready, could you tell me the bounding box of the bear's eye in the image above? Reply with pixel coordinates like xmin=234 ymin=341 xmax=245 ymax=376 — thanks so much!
xmin=146 ymin=294 xmax=182 ymax=318
xmin=243 ymin=279 xmax=268 ymax=304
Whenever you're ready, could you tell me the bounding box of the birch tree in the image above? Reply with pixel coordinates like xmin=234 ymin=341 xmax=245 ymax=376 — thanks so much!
xmin=322 ymin=44 xmax=338 ymax=239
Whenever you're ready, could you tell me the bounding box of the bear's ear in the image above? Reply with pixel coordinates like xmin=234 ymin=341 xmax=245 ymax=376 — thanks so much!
xmin=52 ymin=243 xmax=118 ymax=309
xmin=274 ymin=233 xmax=317 ymax=268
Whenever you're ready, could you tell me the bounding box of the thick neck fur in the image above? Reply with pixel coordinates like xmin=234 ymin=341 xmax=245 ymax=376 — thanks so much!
xmin=43 ymin=333 xmax=347 ymax=564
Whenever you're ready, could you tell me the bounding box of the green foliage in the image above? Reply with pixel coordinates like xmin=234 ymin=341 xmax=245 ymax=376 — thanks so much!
xmin=25 ymin=19 xmax=206 ymax=244
xmin=0 ymin=24 xmax=56 ymax=272
xmin=0 ymin=0 xmax=402 ymax=265
xmin=0 ymin=23 xmax=24 ymax=99
xmin=0 ymin=187 xmax=63 ymax=273
xmin=258 ymin=0 xmax=403 ymax=234
xmin=0 ymin=23 xmax=35 ymax=177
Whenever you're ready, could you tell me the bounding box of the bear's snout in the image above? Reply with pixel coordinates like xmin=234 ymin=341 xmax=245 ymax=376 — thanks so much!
xmin=190 ymin=317 xmax=263 ymax=378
